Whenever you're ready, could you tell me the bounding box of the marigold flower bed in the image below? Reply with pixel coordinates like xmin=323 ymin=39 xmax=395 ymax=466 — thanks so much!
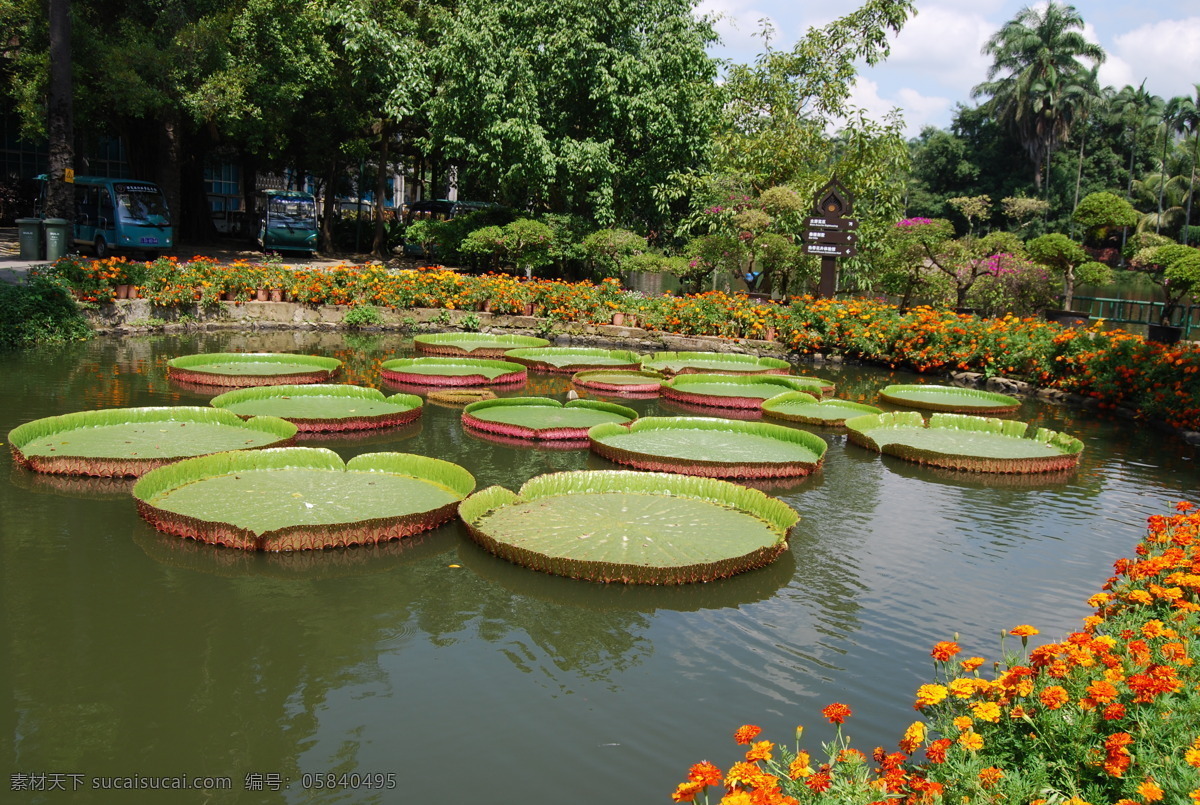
xmin=670 ymin=502 xmax=1200 ymax=805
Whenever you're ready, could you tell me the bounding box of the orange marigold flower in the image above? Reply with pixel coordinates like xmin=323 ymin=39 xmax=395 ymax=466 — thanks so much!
xmin=821 ymin=702 xmax=852 ymax=724
xmin=725 ymin=761 xmax=760 ymax=788
xmin=1185 ymin=747 xmax=1200 ymax=768
xmin=745 ymin=740 xmax=773 ymax=763
xmin=804 ymin=772 xmax=832 ymax=793
xmin=958 ymin=731 xmax=983 ymax=751
xmin=1040 ymin=685 xmax=1070 ymax=709
xmin=925 ymin=738 xmax=952 ymax=764
xmin=1010 ymin=625 xmax=1040 ymax=637
xmin=672 ymin=781 xmax=705 ymax=802
xmin=953 ymin=715 xmax=974 ymax=731
xmin=1137 ymin=779 xmax=1164 ymax=802
xmin=1085 ymin=679 xmax=1120 ymax=704
xmin=688 ymin=761 xmax=723 ymax=787
xmin=960 ymin=656 xmax=985 ymax=672
xmin=977 ymin=766 xmax=1004 ymax=788
xmin=931 ymin=641 xmax=961 ymax=661
xmin=734 ymin=725 xmax=762 ymax=745
xmin=717 ymin=790 xmax=754 ymax=805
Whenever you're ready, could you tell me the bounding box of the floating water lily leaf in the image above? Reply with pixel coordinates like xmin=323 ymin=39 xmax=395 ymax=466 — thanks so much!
xmin=133 ymin=447 xmax=475 ymax=551
xmin=380 ymin=357 xmax=527 ymax=387
xmin=458 ymin=470 xmax=798 ymax=584
xmin=503 ymin=347 xmax=642 ymax=374
xmin=210 ymin=384 xmax=422 ymax=432
xmin=462 ymin=397 xmax=636 ymax=441
xmin=571 ymin=369 xmax=665 ymax=395
xmin=878 ymin=384 xmax=1021 ymax=415
xmin=845 ymin=411 xmax=1083 ymax=473
xmin=589 ymin=416 xmax=826 ymax=478
xmin=414 ymin=333 xmax=549 ymax=357
xmin=661 ymin=373 xmax=829 ymax=409
xmin=8 ymin=407 xmax=297 ymax=477
xmin=641 ymin=351 xmax=791 ymax=375
xmin=167 ymin=353 xmax=341 ymax=387
xmin=762 ymin=392 xmax=883 ymax=427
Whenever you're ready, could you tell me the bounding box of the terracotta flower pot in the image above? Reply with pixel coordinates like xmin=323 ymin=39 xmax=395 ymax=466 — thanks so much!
xmin=115 ymin=284 xmax=131 ymax=299
xmin=269 ymin=289 xmax=284 ymax=303
xmin=255 ymin=288 xmax=269 ymax=302
xmin=611 ymin=312 xmax=625 ymax=326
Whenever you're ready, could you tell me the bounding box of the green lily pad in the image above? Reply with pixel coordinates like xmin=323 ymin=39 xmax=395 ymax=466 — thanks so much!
xmin=502 ymin=347 xmax=643 ymax=374
xmin=571 ymin=369 xmax=665 ymax=395
xmin=8 ymin=407 xmax=297 ymax=477
xmin=762 ymin=392 xmax=883 ymax=427
xmin=845 ymin=411 xmax=1083 ymax=474
xmin=380 ymin=357 xmax=527 ymax=387
xmin=167 ymin=353 xmax=341 ymax=387
xmin=641 ymin=351 xmax=791 ymax=375
xmin=661 ymin=373 xmax=830 ymax=409
xmin=413 ymin=333 xmax=549 ymax=357
xmin=210 ymin=384 xmax=422 ymax=432
xmin=878 ymin=384 xmax=1021 ymax=415
xmin=589 ymin=416 xmax=827 ymax=479
xmin=462 ymin=397 xmax=636 ymax=441
xmin=459 ymin=470 xmax=798 ymax=584
xmin=133 ymin=448 xmax=475 ymax=551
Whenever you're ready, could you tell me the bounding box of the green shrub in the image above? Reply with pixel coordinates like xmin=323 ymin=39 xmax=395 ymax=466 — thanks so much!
xmin=0 ymin=271 xmax=93 ymax=350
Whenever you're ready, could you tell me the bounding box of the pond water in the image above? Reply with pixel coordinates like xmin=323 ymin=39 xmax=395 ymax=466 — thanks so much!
xmin=2 ymin=330 xmax=1197 ymax=804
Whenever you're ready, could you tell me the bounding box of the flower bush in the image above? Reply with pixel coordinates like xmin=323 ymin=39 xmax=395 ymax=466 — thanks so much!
xmin=671 ymin=503 xmax=1200 ymax=805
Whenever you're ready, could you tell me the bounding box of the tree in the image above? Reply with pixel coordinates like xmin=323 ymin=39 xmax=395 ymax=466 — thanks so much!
xmin=1027 ymin=232 xmax=1111 ymax=311
xmin=45 ymin=0 xmax=72 ymax=221
xmin=1130 ymin=243 xmax=1200 ymax=324
xmin=1166 ymin=85 xmax=1200 ymax=244
xmin=580 ymin=229 xmax=647 ymax=280
xmin=1073 ymin=191 xmax=1137 ymax=245
xmin=972 ymin=2 xmax=1105 ymax=192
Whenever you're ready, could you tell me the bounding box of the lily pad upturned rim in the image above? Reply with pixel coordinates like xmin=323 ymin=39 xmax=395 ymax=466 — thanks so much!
xmin=660 ymin=373 xmax=829 ymax=409
xmin=133 ymin=447 xmax=476 ymax=551
xmin=502 ymin=347 xmax=644 ymax=374
xmin=7 ymin=406 xmax=297 ymax=477
xmin=844 ymin=411 xmax=1084 ymax=474
xmin=761 ymin=392 xmax=884 ymax=427
xmin=413 ymin=333 xmax=550 ymax=357
xmin=878 ymin=384 xmax=1021 ymax=415
xmin=461 ymin=396 xmax=637 ymax=441
xmin=209 ymin=384 xmax=423 ymax=432
xmin=588 ymin=415 xmax=828 ymax=479
xmin=166 ymin=352 xmax=342 ymax=387
xmin=379 ymin=357 xmax=528 ymax=387
xmin=458 ymin=469 xmax=797 ymax=584
xmin=570 ymin=369 xmax=666 ymax=395
xmin=641 ymin=351 xmax=791 ymax=375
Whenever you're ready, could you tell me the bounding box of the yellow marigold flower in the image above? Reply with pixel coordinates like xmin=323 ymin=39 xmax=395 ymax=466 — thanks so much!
xmin=914 ymin=684 xmax=948 ymax=708
xmin=903 ymin=721 xmax=926 ymax=746
xmin=958 ymin=730 xmax=984 ymax=751
xmin=1142 ymin=620 xmax=1167 ymax=638
xmin=724 ymin=761 xmax=760 ymax=789
xmin=1010 ymin=625 xmax=1039 ymax=637
xmin=953 ymin=715 xmax=974 ymax=731
xmin=1063 ymin=798 xmax=1094 ymax=805
xmin=718 ymin=791 xmax=754 ymax=805
xmin=971 ymin=701 xmax=1002 ymax=723
xmin=1083 ymin=615 xmax=1104 ymax=630
xmin=1185 ymin=748 xmax=1200 ymax=768
xmin=1093 ymin=635 xmax=1118 ymax=650
xmin=672 ymin=781 xmax=705 ymax=802
xmin=1127 ymin=589 xmax=1154 ymax=605
xmin=948 ymin=678 xmax=976 ymax=698
xmin=788 ymin=752 xmax=812 ymax=779
xmin=1087 ymin=592 xmax=1113 ymax=607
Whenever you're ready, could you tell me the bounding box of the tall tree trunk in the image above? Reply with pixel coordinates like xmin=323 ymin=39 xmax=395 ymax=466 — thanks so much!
xmin=320 ymin=158 xmax=340 ymax=253
xmin=1071 ymin=130 xmax=1086 ymax=238
xmin=1185 ymin=132 xmax=1198 ymax=245
xmin=1156 ymin=125 xmax=1168 ymax=234
xmin=372 ymin=124 xmax=390 ymax=258
xmin=45 ymin=0 xmax=73 ymax=222
xmin=158 ymin=115 xmax=183 ymax=236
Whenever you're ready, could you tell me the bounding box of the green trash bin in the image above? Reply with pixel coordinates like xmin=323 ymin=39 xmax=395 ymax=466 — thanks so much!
xmin=43 ymin=218 xmax=71 ymax=261
xmin=16 ymin=218 xmax=43 ymax=260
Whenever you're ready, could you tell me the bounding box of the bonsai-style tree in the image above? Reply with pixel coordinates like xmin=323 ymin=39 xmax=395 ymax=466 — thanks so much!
xmin=1027 ymin=233 xmax=1112 ymax=312
xmin=697 ymin=186 xmax=805 ymax=296
xmin=580 ymin=228 xmax=647 ymax=280
xmin=461 ymin=219 xmax=555 ymax=278
xmin=1072 ymin=191 xmax=1138 ymax=246
xmin=1132 ymin=243 xmax=1200 ymax=325
xmin=947 ymin=195 xmax=991 ymax=235
xmin=888 ymin=218 xmax=1028 ymax=311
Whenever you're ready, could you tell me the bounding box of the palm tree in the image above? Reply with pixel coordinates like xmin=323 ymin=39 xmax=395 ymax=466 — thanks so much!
xmin=1109 ymin=82 xmax=1163 ymax=257
xmin=972 ymin=2 xmax=1106 ymax=193
xmin=1166 ymin=85 xmax=1200 ymax=244
xmin=1068 ymin=65 xmax=1102 ymax=233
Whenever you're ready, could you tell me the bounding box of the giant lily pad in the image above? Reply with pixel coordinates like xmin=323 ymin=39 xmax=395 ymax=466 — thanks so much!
xmin=502 ymin=347 xmax=643 ymax=374
xmin=844 ymin=411 xmax=1083 ymax=473
xmin=210 ymin=384 xmax=422 ymax=432
xmin=641 ymin=351 xmax=791 ymax=376
xmin=133 ymin=447 xmax=475 ymax=551
xmin=413 ymin=333 xmax=549 ymax=357
xmin=762 ymin=392 xmax=883 ymax=427
xmin=462 ymin=397 xmax=637 ymax=441
xmin=167 ymin=353 xmax=341 ymax=387
xmin=8 ymin=407 xmax=297 ymax=477
xmin=571 ymin=369 xmax=665 ymax=396
xmin=458 ymin=470 xmax=798 ymax=584
xmin=380 ymin=357 xmax=527 ymax=387
xmin=878 ymin=384 xmax=1021 ymax=415
xmin=660 ymin=373 xmax=830 ymax=409
xmin=589 ymin=416 xmax=827 ymax=479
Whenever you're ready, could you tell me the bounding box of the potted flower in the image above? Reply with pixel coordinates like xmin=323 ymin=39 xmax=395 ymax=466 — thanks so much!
xmin=1026 ymin=233 xmax=1112 ymax=326
xmin=1131 ymin=243 xmax=1200 ymax=343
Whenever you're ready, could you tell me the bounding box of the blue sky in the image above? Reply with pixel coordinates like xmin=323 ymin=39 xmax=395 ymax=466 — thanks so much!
xmin=695 ymin=0 xmax=1200 ymax=137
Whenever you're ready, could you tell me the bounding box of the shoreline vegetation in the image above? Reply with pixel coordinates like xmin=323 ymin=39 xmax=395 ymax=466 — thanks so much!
xmin=671 ymin=503 xmax=1200 ymax=805
xmin=7 ymin=255 xmax=1195 ymax=441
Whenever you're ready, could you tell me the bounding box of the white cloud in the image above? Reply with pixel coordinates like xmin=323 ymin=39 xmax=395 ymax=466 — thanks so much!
xmin=884 ymin=5 xmax=995 ymax=93
xmin=847 ymin=78 xmax=951 ymax=138
xmin=695 ymin=0 xmax=778 ymax=57
xmin=1110 ymin=17 xmax=1200 ymax=100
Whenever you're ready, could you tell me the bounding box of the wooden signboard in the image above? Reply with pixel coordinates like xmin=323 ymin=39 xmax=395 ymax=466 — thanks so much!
xmin=802 ymin=179 xmax=857 ymax=298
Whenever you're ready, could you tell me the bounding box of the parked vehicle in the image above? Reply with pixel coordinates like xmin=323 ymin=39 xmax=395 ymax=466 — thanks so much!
xmin=255 ymin=189 xmax=318 ymax=255
xmin=37 ymin=174 xmax=174 ymax=258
